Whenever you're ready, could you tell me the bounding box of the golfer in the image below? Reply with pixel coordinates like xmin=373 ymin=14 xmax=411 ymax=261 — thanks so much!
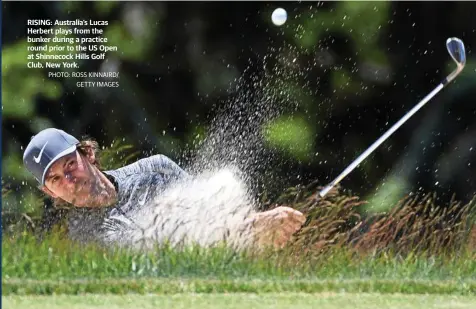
xmin=23 ymin=128 xmax=305 ymax=249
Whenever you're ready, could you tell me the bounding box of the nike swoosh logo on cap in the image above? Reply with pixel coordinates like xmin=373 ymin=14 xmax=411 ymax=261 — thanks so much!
xmin=33 ymin=141 xmax=48 ymax=163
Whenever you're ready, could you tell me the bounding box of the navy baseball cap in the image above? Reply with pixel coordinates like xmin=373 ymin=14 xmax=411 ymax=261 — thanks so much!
xmin=23 ymin=128 xmax=79 ymax=185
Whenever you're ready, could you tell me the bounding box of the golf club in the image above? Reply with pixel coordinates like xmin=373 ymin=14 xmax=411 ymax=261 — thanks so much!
xmin=319 ymin=37 xmax=466 ymax=198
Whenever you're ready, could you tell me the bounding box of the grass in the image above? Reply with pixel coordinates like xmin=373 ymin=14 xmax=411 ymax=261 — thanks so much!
xmin=3 ymin=278 xmax=476 ymax=295
xmin=3 ymin=232 xmax=476 ymax=281
xmin=3 ymin=232 xmax=476 ymax=295
xmin=270 ymin=182 xmax=476 ymax=257
xmin=2 ymin=181 xmax=476 ymax=301
xmin=4 ymin=293 xmax=476 ymax=309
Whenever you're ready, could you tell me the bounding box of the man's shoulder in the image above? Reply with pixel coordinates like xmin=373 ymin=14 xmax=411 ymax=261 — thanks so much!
xmin=104 ymin=154 xmax=179 ymax=178
xmin=101 ymin=154 xmax=188 ymax=215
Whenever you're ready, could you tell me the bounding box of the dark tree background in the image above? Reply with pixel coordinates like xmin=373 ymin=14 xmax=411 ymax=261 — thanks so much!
xmin=3 ymin=1 xmax=476 ymax=220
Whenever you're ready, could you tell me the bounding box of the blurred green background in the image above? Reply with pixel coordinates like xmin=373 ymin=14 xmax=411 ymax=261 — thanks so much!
xmin=2 ymin=1 xmax=476 ymax=227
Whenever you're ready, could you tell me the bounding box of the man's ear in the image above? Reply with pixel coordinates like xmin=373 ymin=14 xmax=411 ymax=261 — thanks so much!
xmin=82 ymin=145 xmax=96 ymax=164
xmin=40 ymin=185 xmax=58 ymax=198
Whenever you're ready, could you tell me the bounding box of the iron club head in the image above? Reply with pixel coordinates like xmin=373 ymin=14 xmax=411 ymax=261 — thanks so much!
xmin=446 ymin=37 xmax=466 ymax=69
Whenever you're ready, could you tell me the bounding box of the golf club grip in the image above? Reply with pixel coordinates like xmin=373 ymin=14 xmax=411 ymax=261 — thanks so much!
xmin=319 ymin=82 xmax=445 ymax=198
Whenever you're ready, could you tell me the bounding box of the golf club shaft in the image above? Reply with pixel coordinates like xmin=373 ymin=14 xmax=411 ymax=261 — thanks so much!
xmin=319 ymin=82 xmax=446 ymax=198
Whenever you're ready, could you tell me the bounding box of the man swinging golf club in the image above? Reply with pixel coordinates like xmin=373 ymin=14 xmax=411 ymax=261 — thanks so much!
xmin=23 ymin=128 xmax=306 ymax=249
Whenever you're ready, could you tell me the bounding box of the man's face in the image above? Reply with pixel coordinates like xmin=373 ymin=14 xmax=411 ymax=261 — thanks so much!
xmin=42 ymin=150 xmax=102 ymax=207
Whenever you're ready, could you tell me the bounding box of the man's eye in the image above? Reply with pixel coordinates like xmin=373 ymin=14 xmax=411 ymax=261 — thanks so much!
xmin=52 ymin=176 xmax=60 ymax=183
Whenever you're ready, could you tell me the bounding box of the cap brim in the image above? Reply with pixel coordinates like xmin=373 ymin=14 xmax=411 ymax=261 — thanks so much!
xmin=41 ymin=145 xmax=77 ymax=185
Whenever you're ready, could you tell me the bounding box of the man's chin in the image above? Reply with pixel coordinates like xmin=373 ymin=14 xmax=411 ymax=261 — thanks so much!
xmin=70 ymin=194 xmax=100 ymax=208
xmin=98 ymin=193 xmax=116 ymax=207
xmin=70 ymin=199 xmax=89 ymax=208
xmin=86 ymin=192 xmax=115 ymax=208
xmin=70 ymin=185 xmax=115 ymax=208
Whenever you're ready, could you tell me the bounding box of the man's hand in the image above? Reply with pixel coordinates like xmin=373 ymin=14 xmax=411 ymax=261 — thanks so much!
xmin=245 ymin=206 xmax=306 ymax=249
